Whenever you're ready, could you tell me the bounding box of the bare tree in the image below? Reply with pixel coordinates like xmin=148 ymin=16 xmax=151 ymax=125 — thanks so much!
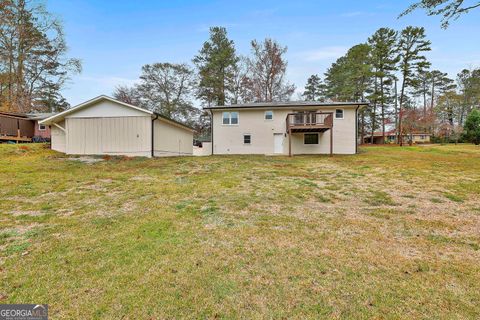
xmin=136 ymin=62 xmax=198 ymax=122
xmin=245 ymin=38 xmax=295 ymax=102
xmin=112 ymin=85 xmax=140 ymax=106
xmin=0 ymin=0 xmax=81 ymax=112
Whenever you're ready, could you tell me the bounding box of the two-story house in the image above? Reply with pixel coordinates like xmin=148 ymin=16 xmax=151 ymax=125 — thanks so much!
xmin=205 ymin=101 xmax=368 ymax=156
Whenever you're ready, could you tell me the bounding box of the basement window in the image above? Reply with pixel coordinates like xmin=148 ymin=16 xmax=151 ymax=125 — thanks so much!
xmin=243 ymin=134 xmax=251 ymax=144
xmin=38 ymin=124 xmax=46 ymax=131
xmin=304 ymin=133 xmax=318 ymax=145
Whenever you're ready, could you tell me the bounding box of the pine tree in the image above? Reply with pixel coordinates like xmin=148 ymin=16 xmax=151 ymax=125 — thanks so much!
xmin=303 ymin=74 xmax=326 ymax=101
xmin=193 ymin=27 xmax=238 ymax=107
xmin=397 ymin=26 xmax=431 ymax=145
xmin=464 ymin=109 xmax=480 ymax=145
xmin=368 ymin=28 xmax=399 ymax=143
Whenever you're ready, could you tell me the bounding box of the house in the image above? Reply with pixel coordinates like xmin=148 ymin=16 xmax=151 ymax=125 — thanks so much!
xmin=40 ymin=95 xmax=194 ymax=157
xmin=204 ymin=101 xmax=369 ymax=156
xmin=27 ymin=113 xmax=56 ymax=141
xmin=0 ymin=111 xmax=54 ymax=143
xmin=363 ymin=129 xmax=431 ymax=144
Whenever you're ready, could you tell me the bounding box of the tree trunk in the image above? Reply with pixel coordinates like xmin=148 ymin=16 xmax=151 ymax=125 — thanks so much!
xmin=371 ymin=74 xmax=377 ymax=144
xmin=380 ymin=77 xmax=385 ymax=144
xmin=398 ymin=77 xmax=406 ymax=146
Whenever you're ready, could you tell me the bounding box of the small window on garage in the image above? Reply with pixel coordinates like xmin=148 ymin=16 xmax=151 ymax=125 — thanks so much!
xmin=304 ymin=133 xmax=318 ymax=144
xmin=244 ymin=134 xmax=251 ymax=144
xmin=335 ymin=109 xmax=344 ymax=119
xmin=39 ymin=124 xmax=46 ymax=131
xmin=265 ymin=110 xmax=273 ymax=120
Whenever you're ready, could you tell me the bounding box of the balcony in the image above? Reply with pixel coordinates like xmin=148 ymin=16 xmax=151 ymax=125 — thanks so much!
xmin=286 ymin=112 xmax=333 ymax=133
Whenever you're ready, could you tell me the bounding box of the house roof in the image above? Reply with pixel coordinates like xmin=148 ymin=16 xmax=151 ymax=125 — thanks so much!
xmin=26 ymin=113 xmax=57 ymax=120
xmin=204 ymin=101 xmax=369 ymax=110
xmin=40 ymin=95 xmax=153 ymax=125
xmin=370 ymin=130 xmax=431 ymax=137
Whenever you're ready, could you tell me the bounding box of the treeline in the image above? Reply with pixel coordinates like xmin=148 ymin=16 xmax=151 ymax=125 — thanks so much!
xmin=303 ymin=26 xmax=480 ymax=143
xmin=0 ymin=0 xmax=81 ymax=113
xmin=113 ymin=27 xmax=295 ymax=137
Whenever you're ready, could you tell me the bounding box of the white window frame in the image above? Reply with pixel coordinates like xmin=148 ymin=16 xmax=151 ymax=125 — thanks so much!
xmin=38 ymin=123 xmax=46 ymax=131
xmin=335 ymin=108 xmax=344 ymax=119
xmin=222 ymin=111 xmax=239 ymax=125
xmin=243 ymin=134 xmax=251 ymax=145
xmin=303 ymin=133 xmax=319 ymax=145
xmin=264 ymin=110 xmax=274 ymax=121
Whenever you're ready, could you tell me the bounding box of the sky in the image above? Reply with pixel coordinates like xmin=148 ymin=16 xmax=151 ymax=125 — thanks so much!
xmin=47 ymin=0 xmax=480 ymax=106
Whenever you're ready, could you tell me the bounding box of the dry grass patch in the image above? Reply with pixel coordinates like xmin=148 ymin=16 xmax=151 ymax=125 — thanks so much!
xmin=0 ymin=143 xmax=479 ymax=318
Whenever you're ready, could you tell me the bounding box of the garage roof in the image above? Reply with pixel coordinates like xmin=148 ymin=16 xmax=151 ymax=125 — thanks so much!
xmin=40 ymin=95 xmax=153 ymax=125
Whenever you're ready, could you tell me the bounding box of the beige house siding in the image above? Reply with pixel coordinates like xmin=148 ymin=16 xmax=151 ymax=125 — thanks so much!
xmin=65 ymin=117 xmax=152 ymax=157
xmin=211 ymin=107 xmax=358 ymax=155
xmin=153 ymin=119 xmax=193 ymax=157
xmin=51 ymin=120 xmax=66 ymax=153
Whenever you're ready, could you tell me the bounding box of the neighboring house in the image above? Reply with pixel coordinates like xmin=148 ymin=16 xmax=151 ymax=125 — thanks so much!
xmin=40 ymin=95 xmax=194 ymax=157
xmin=0 ymin=111 xmax=53 ymax=142
xmin=27 ymin=113 xmax=56 ymax=141
xmin=363 ymin=129 xmax=431 ymax=144
xmin=205 ymin=101 xmax=368 ymax=156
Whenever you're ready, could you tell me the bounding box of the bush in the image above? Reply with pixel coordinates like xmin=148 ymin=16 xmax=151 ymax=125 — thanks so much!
xmin=464 ymin=109 xmax=480 ymax=145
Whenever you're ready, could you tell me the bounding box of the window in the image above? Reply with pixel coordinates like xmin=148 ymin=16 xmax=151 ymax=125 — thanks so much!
xmin=265 ymin=110 xmax=273 ymax=120
xmin=243 ymin=134 xmax=251 ymax=144
xmin=231 ymin=112 xmax=238 ymax=124
xmin=38 ymin=124 xmax=46 ymax=131
xmin=420 ymin=135 xmax=425 ymax=140
xmin=335 ymin=109 xmax=344 ymax=119
xmin=304 ymin=133 xmax=318 ymax=144
xmin=222 ymin=112 xmax=239 ymax=125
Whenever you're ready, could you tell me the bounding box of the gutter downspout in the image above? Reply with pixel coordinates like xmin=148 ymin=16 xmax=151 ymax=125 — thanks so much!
xmin=355 ymin=105 xmax=360 ymax=154
xmin=151 ymin=113 xmax=159 ymax=157
xmin=209 ymin=109 xmax=214 ymax=155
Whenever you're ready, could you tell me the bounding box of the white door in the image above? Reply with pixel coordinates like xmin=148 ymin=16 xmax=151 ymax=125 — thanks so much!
xmin=274 ymin=133 xmax=284 ymax=154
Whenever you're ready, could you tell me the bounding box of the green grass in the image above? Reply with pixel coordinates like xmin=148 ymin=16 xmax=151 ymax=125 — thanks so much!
xmin=1 ymin=143 xmax=480 ymax=319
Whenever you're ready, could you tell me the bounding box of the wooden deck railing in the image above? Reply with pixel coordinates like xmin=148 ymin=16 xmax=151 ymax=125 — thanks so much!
xmin=286 ymin=112 xmax=333 ymax=131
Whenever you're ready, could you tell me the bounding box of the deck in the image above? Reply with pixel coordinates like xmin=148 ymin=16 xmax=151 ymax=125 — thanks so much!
xmin=286 ymin=112 xmax=334 ymax=156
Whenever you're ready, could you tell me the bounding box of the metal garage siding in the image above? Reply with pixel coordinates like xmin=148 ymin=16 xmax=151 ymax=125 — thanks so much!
xmin=101 ymin=117 xmax=150 ymax=153
xmin=51 ymin=121 xmax=66 ymax=153
xmin=66 ymin=117 xmax=151 ymax=156
xmin=153 ymin=119 xmax=193 ymax=157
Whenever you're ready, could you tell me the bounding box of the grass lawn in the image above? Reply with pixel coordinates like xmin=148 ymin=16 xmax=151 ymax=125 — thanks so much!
xmin=1 ymin=144 xmax=479 ymax=319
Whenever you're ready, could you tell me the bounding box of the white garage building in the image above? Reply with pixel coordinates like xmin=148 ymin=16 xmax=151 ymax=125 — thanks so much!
xmin=40 ymin=96 xmax=194 ymax=157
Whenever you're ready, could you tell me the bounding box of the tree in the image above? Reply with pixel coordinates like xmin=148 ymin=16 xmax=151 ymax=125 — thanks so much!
xmin=136 ymin=63 xmax=197 ymax=122
xmin=0 ymin=0 xmax=81 ymax=112
xmin=457 ymin=68 xmax=480 ymax=124
xmin=401 ymin=0 xmax=480 ymax=28
xmin=397 ymin=26 xmax=431 ymax=145
xmin=245 ymin=38 xmax=295 ymax=102
xmin=229 ymin=56 xmax=250 ymax=104
xmin=368 ymin=28 xmax=399 ymax=143
xmin=113 ymin=85 xmax=141 ymax=106
xmin=324 ymin=44 xmax=372 ymax=143
xmin=193 ymin=27 xmax=238 ymax=106
xmin=464 ymin=109 xmax=480 ymax=144
xmin=303 ymin=74 xmax=326 ymax=101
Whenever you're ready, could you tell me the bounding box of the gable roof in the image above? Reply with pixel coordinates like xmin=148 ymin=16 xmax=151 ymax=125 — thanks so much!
xmin=39 ymin=95 xmax=153 ymax=125
xmin=204 ymin=101 xmax=369 ymax=110
xmin=39 ymin=95 xmax=195 ymax=132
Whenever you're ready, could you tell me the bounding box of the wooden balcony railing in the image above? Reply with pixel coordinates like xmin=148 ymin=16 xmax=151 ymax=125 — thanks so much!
xmin=286 ymin=112 xmax=333 ymax=132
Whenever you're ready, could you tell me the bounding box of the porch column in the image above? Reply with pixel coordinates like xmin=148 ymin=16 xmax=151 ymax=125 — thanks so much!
xmin=330 ymin=128 xmax=333 ymax=157
xmin=288 ymin=129 xmax=292 ymax=157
